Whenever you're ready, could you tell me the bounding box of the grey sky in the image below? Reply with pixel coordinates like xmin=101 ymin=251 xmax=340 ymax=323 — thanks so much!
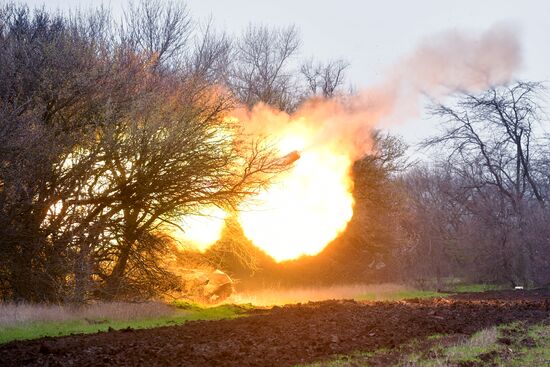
xmin=21 ymin=0 xmax=550 ymax=145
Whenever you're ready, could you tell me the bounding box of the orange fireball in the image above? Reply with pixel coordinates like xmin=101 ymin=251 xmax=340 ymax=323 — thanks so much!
xmin=238 ymin=122 xmax=354 ymax=262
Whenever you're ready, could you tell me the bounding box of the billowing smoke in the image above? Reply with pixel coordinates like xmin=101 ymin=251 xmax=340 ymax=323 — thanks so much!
xmin=396 ymin=24 xmax=521 ymax=94
xmin=240 ymin=24 xmax=521 ymax=159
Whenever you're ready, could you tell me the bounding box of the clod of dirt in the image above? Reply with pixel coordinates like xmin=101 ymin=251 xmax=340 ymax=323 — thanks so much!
xmin=497 ymin=337 xmax=513 ymax=345
xmin=478 ymin=350 xmax=498 ymax=362
xmin=457 ymin=361 xmax=478 ymax=367
xmin=38 ymin=344 xmax=50 ymax=355
xmin=519 ymin=336 xmax=536 ymax=347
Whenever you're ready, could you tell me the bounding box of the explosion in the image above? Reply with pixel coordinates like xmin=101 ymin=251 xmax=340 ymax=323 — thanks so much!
xmin=175 ymin=105 xmax=361 ymax=262
xmin=173 ymin=206 xmax=227 ymax=252
xmin=175 ymin=25 xmax=521 ymax=262
xmin=238 ymin=121 xmax=355 ymax=262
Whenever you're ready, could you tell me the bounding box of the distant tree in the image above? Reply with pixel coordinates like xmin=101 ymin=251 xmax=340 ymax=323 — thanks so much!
xmin=300 ymin=59 xmax=349 ymax=98
xmin=337 ymin=132 xmax=408 ymax=278
xmin=425 ymin=81 xmax=546 ymax=206
xmin=186 ymin=20 xmax=233 ymax=85
xmin=419 ymin=81 xmax=550 ymax=286
xmin=229 ymin=24 xmax=301 ymax=112
xmin=399 ymin=165 xmax=474 ymax=287
xmin=122 ymin=0 xmax=192 ymax=68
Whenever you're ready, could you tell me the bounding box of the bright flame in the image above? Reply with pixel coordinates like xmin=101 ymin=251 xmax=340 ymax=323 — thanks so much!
xmin=239 ymin=152 xmax=353 ymax=261
xmin=238 ymin=121 xmax=354 ymax=262
xmin=174 ymin=206 xmax=227 ymax=252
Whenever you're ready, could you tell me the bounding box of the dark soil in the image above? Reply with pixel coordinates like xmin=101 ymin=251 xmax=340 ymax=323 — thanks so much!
xmin=1 ymin=289 xmax=550 ymax=367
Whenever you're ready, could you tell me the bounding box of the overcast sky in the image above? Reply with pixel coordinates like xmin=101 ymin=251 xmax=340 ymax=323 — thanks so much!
xmin=21 ymin=0 xmax=550 ymax=146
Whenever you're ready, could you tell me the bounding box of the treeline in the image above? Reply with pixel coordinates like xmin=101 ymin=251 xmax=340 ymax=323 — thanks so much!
xmin=0 ymin=1 xmax=353 ymax=303
xmin=399 ymin=82 xmax=550 ymax=288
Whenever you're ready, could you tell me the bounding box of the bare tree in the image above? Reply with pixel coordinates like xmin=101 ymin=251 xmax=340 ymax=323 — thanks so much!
xmin=90 ymin=80 xmax=283 ymax=299
xmin=426 ymin=82 xmax=546 ymax=206
xmin=123 ymin=0 xmax=192 ymax=68
xmin=421 ymin=81 xmax=549 ymax=286
xmin=187 ymin=19 xmax=233 ymax=85
xmin=301 ymin=59 xmax=349 ymax=98
xmin=0 ymin=4 xmax=118 ymax=302
xmin=230 ymin=24 xmax=301 ymax=112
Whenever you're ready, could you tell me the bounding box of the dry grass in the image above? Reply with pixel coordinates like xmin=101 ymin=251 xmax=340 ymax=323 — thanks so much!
xmin=0 ymin=301 xmax=174 ymax=327
xmin=441 ymin=326 xmax=498 ymax=362
xmin=0 ymin=283 xmax=436 ymax=325
xmin=401 ymin=327 xmax=499 ymax=366
xmin=231 ymin=283 xmax=412 ymax=306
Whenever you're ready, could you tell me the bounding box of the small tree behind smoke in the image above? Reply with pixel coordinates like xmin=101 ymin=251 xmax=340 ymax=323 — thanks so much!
xmin=123 ymin=0 xmax=192 ymax=68
xmin=301 ymin=59 xmax=349 ymax=98
xmin=229 ymin=24 xmax=301 ymax=112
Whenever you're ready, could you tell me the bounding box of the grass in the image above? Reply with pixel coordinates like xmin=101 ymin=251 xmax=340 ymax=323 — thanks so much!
xmin=406 ymin=277 xmax=509 ymax=294
xmin=0 ymin=301 xmax=173 ymax=326
xmin=294 ymin=351 xmax=375 ymax=367
xmin=0 ymin=282 xmax=509 ymax=347
xmin=450 ymin=283 xmax=505 ymax=293
xmin=0 ymin=283 xmax=451 ymax=344
xmin=354 ymin=281 xmax=511 ymax=302
xmin=417 ymin=327 xmax=498 ymax=366
xmin=0 ymin=301 xmax=254 ymax=345
xmin=498 ymin=322 xmax=550 ymax=367
xmin=356 ymin=289 xmax=448 ymax=302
